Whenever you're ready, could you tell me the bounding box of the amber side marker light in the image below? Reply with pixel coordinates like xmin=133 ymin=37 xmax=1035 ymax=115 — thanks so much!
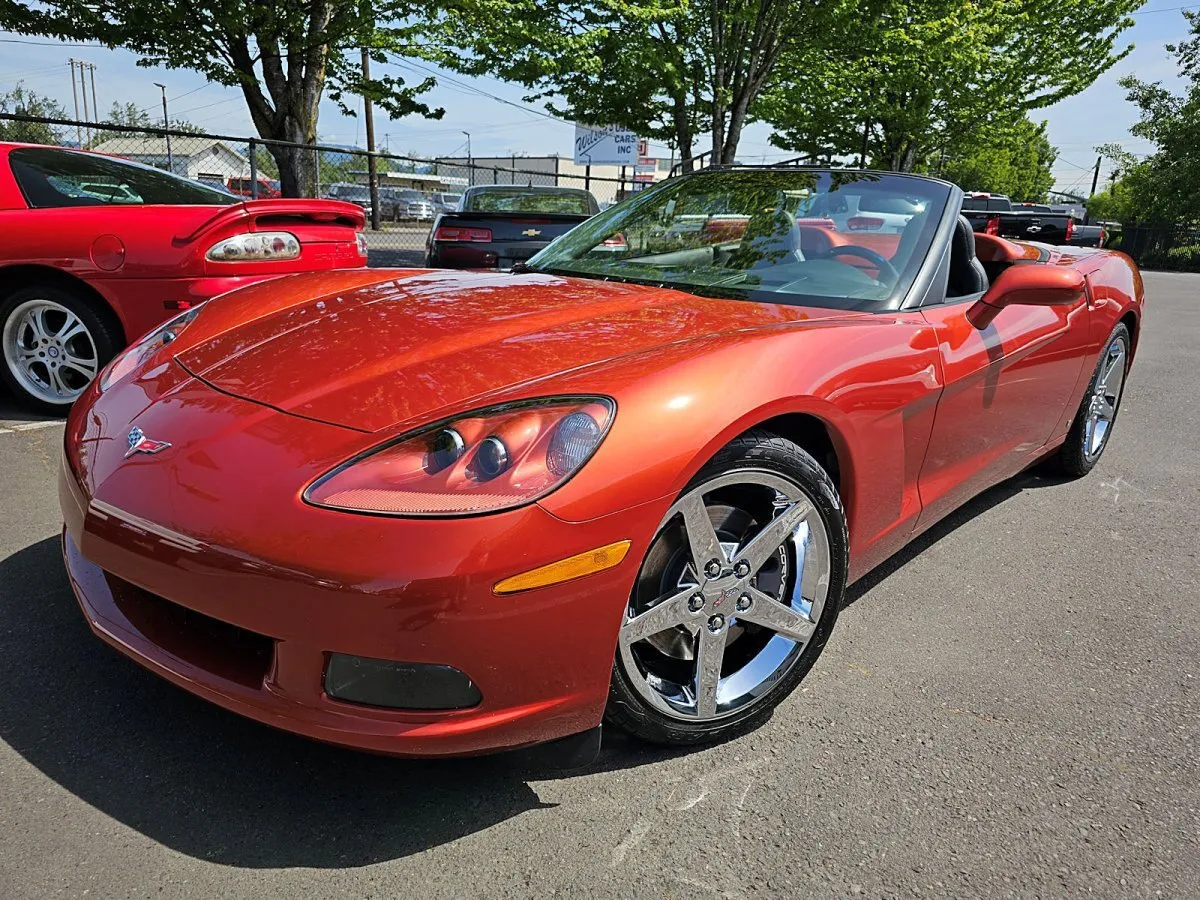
xmin=494 ymin=540 xmax=632 ymax=595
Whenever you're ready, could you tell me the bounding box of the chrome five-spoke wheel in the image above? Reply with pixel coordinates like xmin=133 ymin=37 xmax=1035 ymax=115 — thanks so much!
xmin=1083 ymin=331 xmax=1128 ymax=462
xmin=1056 ymin=322 xmax=1132 ymax=477
xmin=2 ymin=298 xmax=100 ymax=406
xmin=608 ymin=430 xmax=848 ymax=747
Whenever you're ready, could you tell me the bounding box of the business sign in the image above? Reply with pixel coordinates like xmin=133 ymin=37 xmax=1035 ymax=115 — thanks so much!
xmin=574 ymin=123 xmax=640 ymax=166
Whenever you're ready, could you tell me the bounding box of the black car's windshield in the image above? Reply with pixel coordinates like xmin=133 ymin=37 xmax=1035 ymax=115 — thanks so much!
xmin=334 ymin=185 xmax=371 ymax=201
xmin=10 ymin=147 xmax=238 ymax=207
xmin=465 ymin=186 xmax=598 ymax=215
xmin=526 ymin=169 xmax=951 ymax=310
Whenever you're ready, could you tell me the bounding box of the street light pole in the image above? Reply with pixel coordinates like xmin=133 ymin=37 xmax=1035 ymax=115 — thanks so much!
xmin=153 ymin=83 xmax=173 ymax=173
xmin=462 ymin=131 xmax=472 ymax=186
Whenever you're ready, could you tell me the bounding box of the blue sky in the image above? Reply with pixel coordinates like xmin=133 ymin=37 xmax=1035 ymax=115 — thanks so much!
xmin=0 ymin=1 xmax=1193 ymax=192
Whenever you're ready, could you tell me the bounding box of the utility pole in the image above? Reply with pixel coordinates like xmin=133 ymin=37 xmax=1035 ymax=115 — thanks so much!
xmin=77 ymin=61 xmax=90 ymax=145
xmin=153 ymin=83 xmax=173 ymax=173
xmin=87 ymin=63 xmax=98 ymax=136
xmin=1089 ymin=155 xmax=1102 ymax=198
xmin=68 ymin=60 xmax=82 ymax=148
xmin=462 ymin=131 xmax=472 ymax=186
xmin=361 ymin=48 xmax=381 ymax=230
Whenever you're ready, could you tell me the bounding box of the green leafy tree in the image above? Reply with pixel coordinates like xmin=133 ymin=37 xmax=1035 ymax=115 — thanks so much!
xmin=0 ymin=83 xmax=68 ymax=144
xmin=5 ymin=0 xmax=447 ymax=196
xmin=104 ymin=101 xmax=205 ymax=135
xmin=1107 ymin=11 xmax=1200 ymax=225
xmin=759 ymin=0 xmax=1141 ymax=172
xmin=938 ymin=117 xmax=1058 ymax=201
xmin=434 ymin=0 xmax=857 ymax=169
xmin=1084 ymin=177 xmax=1138 ymax=224
xmin=104 ymin=100 xmax=154 ymax=128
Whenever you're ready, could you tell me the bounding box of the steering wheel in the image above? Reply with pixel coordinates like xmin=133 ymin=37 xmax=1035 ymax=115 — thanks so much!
xmin=812 ymin=245 xmax=899 ymax=282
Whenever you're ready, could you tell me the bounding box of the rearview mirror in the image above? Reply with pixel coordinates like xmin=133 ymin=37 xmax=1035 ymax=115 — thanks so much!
xmin=966 ymin=265 xmax=1085 ymax=329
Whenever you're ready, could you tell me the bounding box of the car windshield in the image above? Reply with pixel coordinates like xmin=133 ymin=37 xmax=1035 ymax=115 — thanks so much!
xmin=526 ymin=169 xmax=951 ymax=310
xmin=465 ymin=187 xmax=596 ymax=215
xmin=10 ymin=147 xmax=237 ymax=207
xmin=335 ymin=185 xmax=370 ymax=201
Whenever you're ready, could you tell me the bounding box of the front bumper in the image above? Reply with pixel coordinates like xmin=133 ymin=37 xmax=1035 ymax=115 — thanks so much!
xmin=59 ymin=377 xmax=657 ymax=757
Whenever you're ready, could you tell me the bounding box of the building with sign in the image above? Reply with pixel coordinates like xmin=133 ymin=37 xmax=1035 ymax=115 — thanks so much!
xmin=434 ymin=154 xmax=667 ymax=202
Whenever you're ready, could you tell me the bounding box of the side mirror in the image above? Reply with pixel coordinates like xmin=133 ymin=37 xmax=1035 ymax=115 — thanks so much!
xmin=966 ymin=265 xmax=1085 ymax=329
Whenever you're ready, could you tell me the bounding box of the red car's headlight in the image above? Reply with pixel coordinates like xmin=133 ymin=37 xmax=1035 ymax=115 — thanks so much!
xmin=304 ymin=397 xmax=615 ymax=516
xmin=99 ymin=303 xmax=205 ymax=391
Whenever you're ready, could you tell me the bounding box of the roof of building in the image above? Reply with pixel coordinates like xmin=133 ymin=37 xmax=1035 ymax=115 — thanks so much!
xmin=90 ymin=135 xmax=246 ymax=161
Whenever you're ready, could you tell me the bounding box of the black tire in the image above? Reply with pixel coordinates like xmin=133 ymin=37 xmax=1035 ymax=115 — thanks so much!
xmin=1055 ymin=322 xmax=1131 ymax=477
xmin=0 ymin=282 xmax=123 ymax=415
xmin=605 ymin=429 xmax=848 ymax=746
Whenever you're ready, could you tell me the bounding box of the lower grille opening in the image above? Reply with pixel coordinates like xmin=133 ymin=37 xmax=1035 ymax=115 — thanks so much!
xmin=104 ymin=573 xmax=275 ymax=689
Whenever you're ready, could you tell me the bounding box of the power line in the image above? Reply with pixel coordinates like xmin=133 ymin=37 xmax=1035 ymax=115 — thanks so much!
xmin=388 ymin=56 xmax=679 ymax=153
xmin=0 ymin=37 xmax=102 ymax=46
xmin=1130 ymin=4 xmax=1198 ymax=14
xmin=137 ymin=82 xmax=210 ymax=115
xmin=0 ymin=63 xmax=71 ymax=80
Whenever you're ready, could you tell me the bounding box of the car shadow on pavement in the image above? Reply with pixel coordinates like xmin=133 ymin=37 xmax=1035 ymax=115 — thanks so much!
xmin=0 ymin=391 xmax=61 ymax=426
xmin=0 ymin=535 xmax=681 ymax=869
xmin=0 ymin=467 xmax=1071 ymax=868
xmin=842 ymin=465 xmax=1074 ymax=608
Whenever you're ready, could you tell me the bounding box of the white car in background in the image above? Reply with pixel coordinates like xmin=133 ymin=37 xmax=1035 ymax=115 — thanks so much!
xmin=802 ymin=192 xmax=925 ymax=234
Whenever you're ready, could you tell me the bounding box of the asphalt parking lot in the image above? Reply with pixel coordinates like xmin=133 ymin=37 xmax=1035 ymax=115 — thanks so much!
xmin=0 ymin=271 xmax=1196 ymax=898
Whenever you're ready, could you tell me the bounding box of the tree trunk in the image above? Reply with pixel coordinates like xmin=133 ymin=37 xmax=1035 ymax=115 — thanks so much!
xmin=722 ymin=89 xmax=753 ymax=164
xmin=230 ymin=6 xmax=330 ymax=197
xmin=670 ymin=91 xmax=695 ymax=173
xmin=709 ymin=0 xmax=726 ymax=164
xmin=269 ymin=139 xmax=316 ymax=197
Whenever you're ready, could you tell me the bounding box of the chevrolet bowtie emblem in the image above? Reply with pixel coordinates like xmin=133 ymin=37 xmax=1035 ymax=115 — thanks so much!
xmin=521 ymin=228 xmax=541 ymax=237
xmin=125 ymin=426 xmax=171 ymax=458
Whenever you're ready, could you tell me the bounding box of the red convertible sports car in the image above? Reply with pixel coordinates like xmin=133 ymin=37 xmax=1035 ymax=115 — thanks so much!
xmin=0 ymin=142 xmax=367 ymax=412
xmin=60 ymin=168 xmax=1142 ymax=764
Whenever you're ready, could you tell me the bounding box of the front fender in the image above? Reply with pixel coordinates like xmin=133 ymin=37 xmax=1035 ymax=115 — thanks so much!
xmin=536 ymin=315 xmax=943 ymax=578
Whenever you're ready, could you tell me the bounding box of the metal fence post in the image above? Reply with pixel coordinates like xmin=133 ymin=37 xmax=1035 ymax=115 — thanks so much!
xmin=249 ymin=139 xmax=258 ymax=199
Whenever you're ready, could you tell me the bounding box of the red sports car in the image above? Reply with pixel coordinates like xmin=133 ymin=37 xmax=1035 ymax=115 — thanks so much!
xmin=60 ymin=168 xmax=1142 ymax=764
xmin=0 ymin=142 xmax=367 ymax=412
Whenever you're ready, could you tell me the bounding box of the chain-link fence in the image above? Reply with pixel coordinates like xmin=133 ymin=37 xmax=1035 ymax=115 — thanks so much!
xmin=1 ymin=113 xmax=638 ymax=267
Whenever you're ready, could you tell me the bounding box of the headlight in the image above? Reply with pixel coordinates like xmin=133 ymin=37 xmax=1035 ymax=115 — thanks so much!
xmin=356 ymin=232 xmax=368 ymax=258
xmin=206 ymin=232 xmax=300 ymax=262
xmin=99 ymin=304 xmax=204 ymax=390
xmin=304 ymin=397 xmax=615 ymax=516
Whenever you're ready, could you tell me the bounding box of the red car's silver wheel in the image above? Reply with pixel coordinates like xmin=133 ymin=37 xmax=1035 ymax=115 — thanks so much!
xmin=1083 ymin=331 xmax=1128 ymax=461
xmin=2 ymin=297 xmax=100 ymax=406
xmin=617 ymin=468 xmax=833 ymax=722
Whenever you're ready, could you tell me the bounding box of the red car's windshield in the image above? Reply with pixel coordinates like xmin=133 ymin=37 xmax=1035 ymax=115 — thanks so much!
xmin=528 ymin=169 xmax=952 ymax=310
xmin=10 ymin=146 xmax=238 ymax=208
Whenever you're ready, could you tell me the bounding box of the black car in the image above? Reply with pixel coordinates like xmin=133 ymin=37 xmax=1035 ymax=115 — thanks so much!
xmin=426 ymin=185 xmax=600 ymax=269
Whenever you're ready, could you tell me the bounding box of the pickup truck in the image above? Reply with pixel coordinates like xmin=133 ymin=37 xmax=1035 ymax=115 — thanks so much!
xmin=425 ymin=184 xmax=600 ymax=269
xmin=961 ymin=193 xmax=1105 ymax=248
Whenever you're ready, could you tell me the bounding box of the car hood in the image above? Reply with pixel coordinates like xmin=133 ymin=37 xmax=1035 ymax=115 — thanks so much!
xmin=173 ymin=268 xmax=839 ymax=433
